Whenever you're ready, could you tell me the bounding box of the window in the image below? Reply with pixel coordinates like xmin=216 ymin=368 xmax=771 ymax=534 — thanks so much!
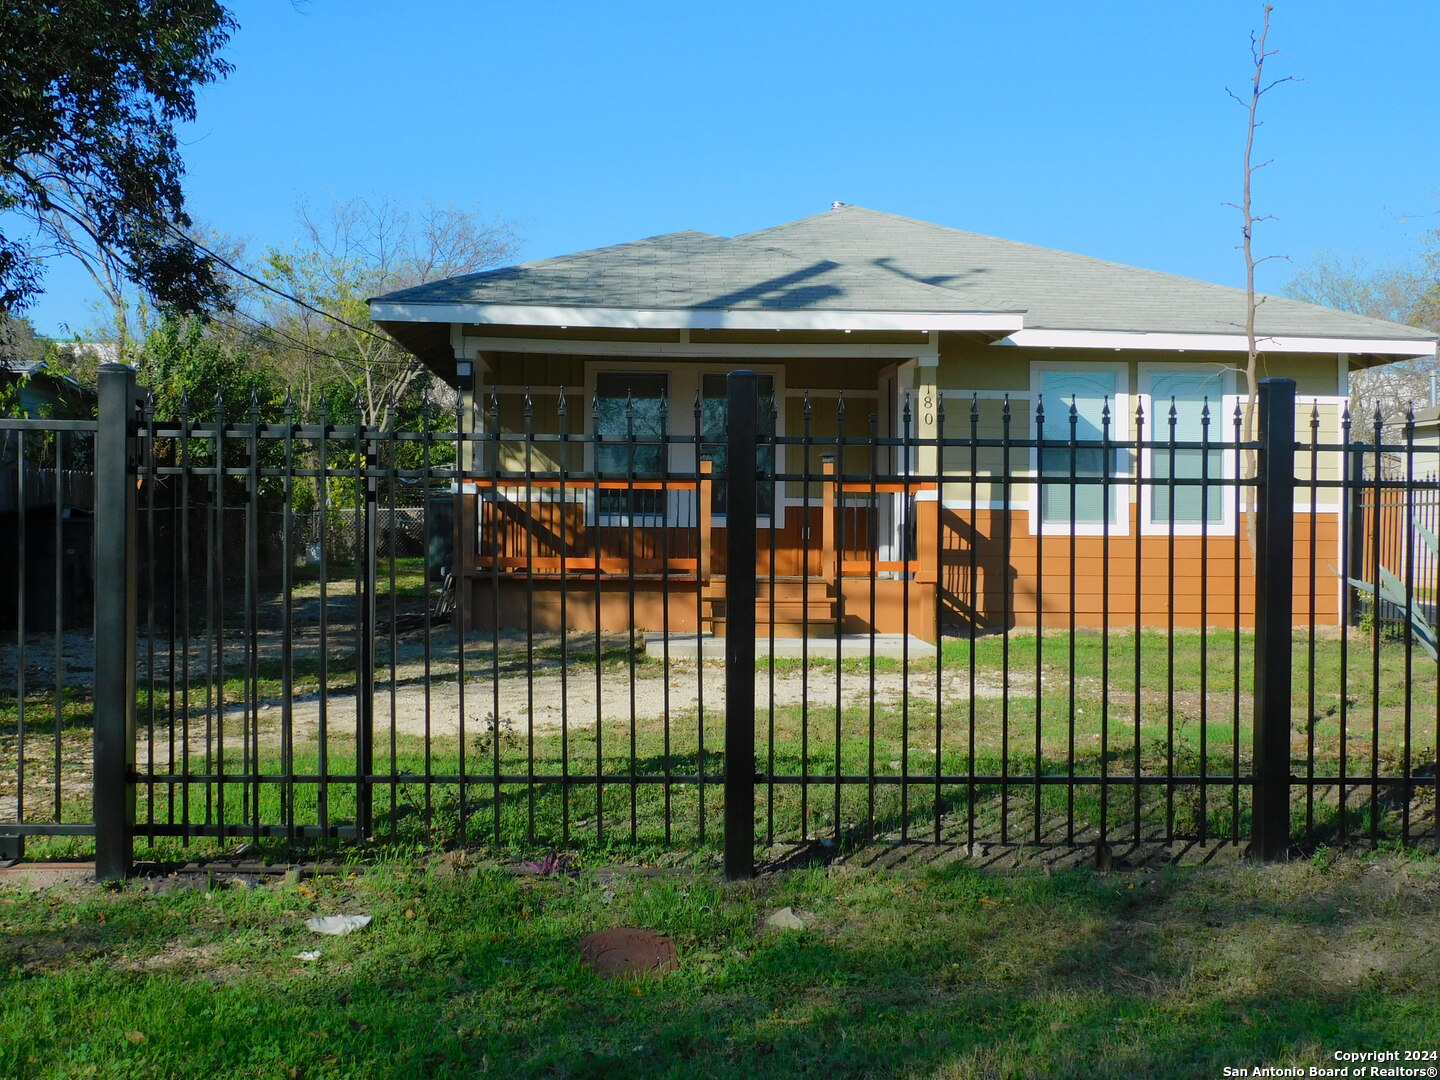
xmin=594 ymin=371 xmax=667 ymax=520
xmin=1037 ymin=368 xmax=1122 ymax=527
xmin=701 ymin=372 xmax=776 ymax=517
xmin=1146 ymin=369 xmax=1227 ymax=527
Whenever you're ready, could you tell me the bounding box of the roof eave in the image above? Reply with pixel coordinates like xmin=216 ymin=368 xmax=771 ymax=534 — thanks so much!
xmin=367 ymin=300 xmax=1024 ymax=335
xmin=997 ymin=328 xmax=1437 ymax=358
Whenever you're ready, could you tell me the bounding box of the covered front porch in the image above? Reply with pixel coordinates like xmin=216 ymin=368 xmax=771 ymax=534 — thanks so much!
xmin=451 ymin=330 xmax=953 ymax=641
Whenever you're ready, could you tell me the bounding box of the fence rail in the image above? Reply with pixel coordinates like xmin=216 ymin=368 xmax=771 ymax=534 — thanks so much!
xmin=2 ymin=371 xmax=1437 ymax=876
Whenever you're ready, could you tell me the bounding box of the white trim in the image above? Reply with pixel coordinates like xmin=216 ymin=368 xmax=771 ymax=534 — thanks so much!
xmin=1028 ymin=360 xmax=1132 ymax=537
xmin=1137 ymin=365 xmax=1238 ymax=538
xmin=464 ymin=333 xmax=937 ymax=361
xmin=998 ymin=328 xmax=1436 ymax=358
xmin=370 ymin=302 xmax=1023 ymax=334
xmin=1338 ymin=354 xmax=1351 ymax=398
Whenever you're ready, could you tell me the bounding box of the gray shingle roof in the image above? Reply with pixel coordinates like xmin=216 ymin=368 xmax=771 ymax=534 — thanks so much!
xmin=373 ymin=205 xmax=1434 ymax=343
xmin=739 ymin=207 xmax=1435 ymax=341
xmin=376 ymin=222 xmax=1017 ymax=314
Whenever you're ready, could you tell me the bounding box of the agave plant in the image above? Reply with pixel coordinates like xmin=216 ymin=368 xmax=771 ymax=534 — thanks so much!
xmin=1349 ymin=520 xmax=1440 ymax=660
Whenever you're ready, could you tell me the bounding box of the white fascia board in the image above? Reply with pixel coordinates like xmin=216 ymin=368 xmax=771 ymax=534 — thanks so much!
xmin=464 ymin=335 xmax=939 ymax=361
xmin=997 ymin=328 xmax=1437 ymax=358
xmin=369 ymin=301 xmax=1023 ymax=334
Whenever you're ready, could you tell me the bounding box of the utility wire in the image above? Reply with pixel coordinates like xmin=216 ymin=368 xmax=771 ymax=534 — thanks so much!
xmin=163 ymin=224 xmax=428 ymax=383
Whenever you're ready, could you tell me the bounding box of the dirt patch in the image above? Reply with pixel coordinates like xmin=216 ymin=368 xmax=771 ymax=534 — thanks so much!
xmin=124 ymin=940 xmax=225 ymax=974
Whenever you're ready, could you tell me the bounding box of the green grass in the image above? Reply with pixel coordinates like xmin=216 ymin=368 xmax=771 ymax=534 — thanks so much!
xmin=2 ymin=853 xmax=1438 ymax=1078
xmin=4 ymin=626 xmax=1437 ymax=864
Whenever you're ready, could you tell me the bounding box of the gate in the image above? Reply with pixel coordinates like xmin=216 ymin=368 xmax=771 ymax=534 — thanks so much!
xmin=2 ymin=366 xmax=1436 ymax=878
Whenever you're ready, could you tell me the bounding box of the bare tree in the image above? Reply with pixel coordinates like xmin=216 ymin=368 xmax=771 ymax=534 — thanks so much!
xmin=259 ymin=195 xmax=518 ymax=424
xmin=1226 ymin=4 xmax=1295 ymax=438
xmin=1224 ymin=3 xmax=1295 ymax=556
xmin=1285 ymin=251 xmax=1438 ymax=423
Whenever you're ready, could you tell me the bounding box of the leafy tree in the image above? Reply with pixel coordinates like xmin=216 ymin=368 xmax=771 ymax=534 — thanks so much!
xmin=0 ymin=312 xmax=46 ymax=366
xmin=0 ymin=1 xmax=236 ymax=316
xmin=136 ymin=314 xmax=277 ymax=425
xmin=259 ymin=196 xmax=518 ymax=426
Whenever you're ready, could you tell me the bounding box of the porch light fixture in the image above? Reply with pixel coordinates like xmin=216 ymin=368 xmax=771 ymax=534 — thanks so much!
xmin=455 ymin=360 xmax=473 ymax=377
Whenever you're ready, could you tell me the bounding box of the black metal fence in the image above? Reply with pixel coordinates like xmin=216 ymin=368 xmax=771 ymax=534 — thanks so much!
xmin=2 ymin=367 xmax=1437 ymax=877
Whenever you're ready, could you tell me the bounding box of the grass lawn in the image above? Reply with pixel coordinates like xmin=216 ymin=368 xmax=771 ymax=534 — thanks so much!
xmin=5 ymin=619 xmax=1438 ymax=863
xmin=2 ymin=852 xmax=1438 ymax=1079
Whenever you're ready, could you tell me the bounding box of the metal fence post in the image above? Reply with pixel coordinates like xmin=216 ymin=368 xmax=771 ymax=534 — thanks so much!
xmin=1253 ymin=377 xmax=1296 ymax=860
xmin=94 ymin=363 xmax=140 ymax=880
xmin=724 ymin=370 xmax=758 ymax=880
xmin=356 ymin=436 xmax=377 ymax=839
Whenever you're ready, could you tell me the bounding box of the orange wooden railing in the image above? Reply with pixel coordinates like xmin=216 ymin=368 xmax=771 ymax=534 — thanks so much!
xmin=472 ymin=458 xmax=934 ymax=583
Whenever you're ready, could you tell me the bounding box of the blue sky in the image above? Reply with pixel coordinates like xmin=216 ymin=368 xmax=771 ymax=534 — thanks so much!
xmin=24 ymin=0 xmax=1440 ymax=336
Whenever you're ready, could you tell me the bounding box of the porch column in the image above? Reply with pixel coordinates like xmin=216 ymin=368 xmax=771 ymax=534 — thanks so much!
xmin=453 ymin=341 xmax=480 ymax=629
xmin=912 ymin=346 xmax=942 ymax=616
xmin=913 ymin=342 xmax=941 ymax=478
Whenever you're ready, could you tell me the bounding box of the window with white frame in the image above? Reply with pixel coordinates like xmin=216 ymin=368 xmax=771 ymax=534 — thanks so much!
xmin=1144 ymin=367 xmax=1229 ymax=529
xmin=593 ymin=371 xmax=668 ymax=521
xmin=1035 ymin=367 xmax=1124 ymax=528
xmin=700 ymin=372 xmax=776 ymax=518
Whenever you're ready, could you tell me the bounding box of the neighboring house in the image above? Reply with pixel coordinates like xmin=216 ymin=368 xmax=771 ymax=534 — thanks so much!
xmin=369 ymin=204 xmax=1438 ymax=639
xmin=0 ymin=357 xmax=95 ymax=420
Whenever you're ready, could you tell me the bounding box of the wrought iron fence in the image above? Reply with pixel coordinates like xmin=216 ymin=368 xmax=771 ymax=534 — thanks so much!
xmin=0 ymin=415 xmax=98 ymax=859
xmin=2 ymin=368 xmax=1437 ymax=876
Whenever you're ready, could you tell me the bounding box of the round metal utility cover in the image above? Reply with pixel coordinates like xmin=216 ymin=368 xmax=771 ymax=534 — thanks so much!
xmin=577 ymin=928 xmax=678 ymax=979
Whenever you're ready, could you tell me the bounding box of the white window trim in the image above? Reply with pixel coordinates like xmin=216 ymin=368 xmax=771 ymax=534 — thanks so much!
xmin=1137 ymin=364 xmax=1239 ymax=537
xmin=1027 ymin=361 xmax=1131 ymax=537
xmin=697 ymin=366 xmax=786 ymax=529
xmin=583 ymin=363 xmax=675 ymax=528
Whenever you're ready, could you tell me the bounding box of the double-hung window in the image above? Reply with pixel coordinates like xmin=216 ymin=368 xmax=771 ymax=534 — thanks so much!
xmin=700 ymin=372 xmax=776 ymax=518
xmin=1145 ymin=368 xmax=1228 ymax=530
xmin=594 ymin=371 xmax=668 ymax=522
xmin=1036 ymin=368 xmax=1123 ymax=530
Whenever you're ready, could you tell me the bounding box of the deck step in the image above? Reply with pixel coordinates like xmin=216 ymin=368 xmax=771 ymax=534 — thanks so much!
xmin=702 ymin=580 xmax=835 ymax=602
xmin=708 ymin=604 xmax=839 ymax=626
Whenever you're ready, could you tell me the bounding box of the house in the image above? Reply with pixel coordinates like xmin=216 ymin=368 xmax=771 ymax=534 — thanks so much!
xmin=368 ymin=205 xmax=1438 ymax=640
